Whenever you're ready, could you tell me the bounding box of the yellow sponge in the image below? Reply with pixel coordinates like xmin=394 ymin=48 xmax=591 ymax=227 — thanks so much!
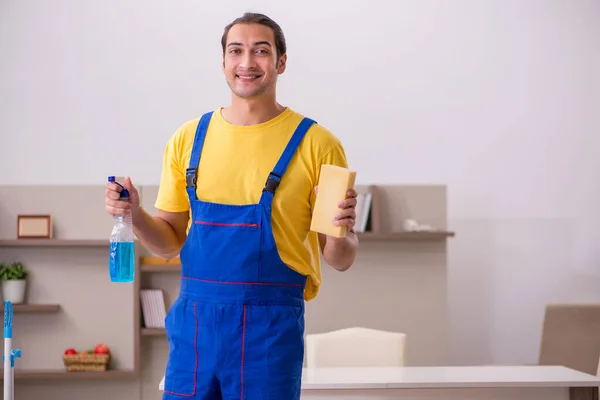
xmin=310 ymin=164 xmax=357 ymax=238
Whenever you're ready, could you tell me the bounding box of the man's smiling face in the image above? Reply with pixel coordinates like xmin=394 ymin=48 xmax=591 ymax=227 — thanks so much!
xmin=222 ymin=22 xmax=287 ymax=99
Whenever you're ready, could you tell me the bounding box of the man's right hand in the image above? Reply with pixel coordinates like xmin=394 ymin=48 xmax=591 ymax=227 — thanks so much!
xmin=104 ymin=176 xmax=188 ymax=259
xmin=105 ymin=176 xmax=141 ymax=217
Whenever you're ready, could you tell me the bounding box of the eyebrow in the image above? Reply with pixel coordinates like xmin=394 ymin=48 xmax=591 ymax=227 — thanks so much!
xmin=227 ymin=41 xmax=272 ymax=47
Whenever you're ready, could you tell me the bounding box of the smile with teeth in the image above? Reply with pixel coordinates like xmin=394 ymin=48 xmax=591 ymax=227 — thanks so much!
xmin=237 ymin=74 xmax=261 ymax=81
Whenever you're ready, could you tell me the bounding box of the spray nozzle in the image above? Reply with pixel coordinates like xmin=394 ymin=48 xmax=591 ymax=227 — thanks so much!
xmin=108 ymin=176 xmax=129 ymax=199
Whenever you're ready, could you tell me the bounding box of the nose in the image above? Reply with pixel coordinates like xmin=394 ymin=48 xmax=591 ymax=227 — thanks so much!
xmin=240 ymin=52 xmax=257 ymax=69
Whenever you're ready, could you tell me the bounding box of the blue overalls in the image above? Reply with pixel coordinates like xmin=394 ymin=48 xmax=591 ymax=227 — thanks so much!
xmin=162 ymin=111 xmax=316 ymax=400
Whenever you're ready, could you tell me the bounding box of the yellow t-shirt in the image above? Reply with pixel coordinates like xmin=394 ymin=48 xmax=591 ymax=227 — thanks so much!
xmin=154 ymin=107 xmax=348 ymax=301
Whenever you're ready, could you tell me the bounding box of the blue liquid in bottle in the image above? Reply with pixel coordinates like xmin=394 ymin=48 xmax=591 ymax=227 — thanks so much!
xmin=109 ymin=241 xmax=135 ymax=282
xmin=108 ymin=176 xmax=135 ymax=283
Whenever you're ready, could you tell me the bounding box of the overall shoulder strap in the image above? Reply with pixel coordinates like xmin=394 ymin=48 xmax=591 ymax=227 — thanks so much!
xmin=185 ymin=111 xmax=214 ymax=201
xmin=259 ymin=117 xmax=316 ymax=207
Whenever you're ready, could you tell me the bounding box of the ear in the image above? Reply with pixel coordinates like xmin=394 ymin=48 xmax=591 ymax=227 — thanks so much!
xmin=277 ymin=53 xmax=287 ymax=74
xmin=222 ymin=54 xmax=225 ymax=72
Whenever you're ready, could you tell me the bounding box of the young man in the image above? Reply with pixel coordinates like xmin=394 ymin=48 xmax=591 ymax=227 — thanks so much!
xmin=105 ymin=12 xmax=358 ymax=400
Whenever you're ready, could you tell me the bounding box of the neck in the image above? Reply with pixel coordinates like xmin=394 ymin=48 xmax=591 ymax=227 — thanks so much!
xmin=222 ymin=92 xmax=285 ymax=126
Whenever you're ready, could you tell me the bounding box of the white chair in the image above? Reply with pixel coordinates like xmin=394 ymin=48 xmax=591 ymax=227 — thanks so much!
xmin=305 ymin=326 xmax=406 ymax=368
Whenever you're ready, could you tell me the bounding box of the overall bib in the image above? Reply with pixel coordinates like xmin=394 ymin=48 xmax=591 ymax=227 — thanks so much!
xmin=162 ymin=111 xmax=316 ymax=400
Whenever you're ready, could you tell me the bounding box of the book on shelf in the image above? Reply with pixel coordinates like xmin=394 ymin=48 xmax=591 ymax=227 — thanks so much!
xmin=354 ymin=190 xmax=372 ymax=233
xmin=140 ymin=289 xmax=167 ymax=328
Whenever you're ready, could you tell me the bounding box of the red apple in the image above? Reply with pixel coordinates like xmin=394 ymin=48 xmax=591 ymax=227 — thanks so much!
xmin=94 ymin=344 xmax=110 ymax=354
xmin=64 ymin=348 xmax=76 ymax=355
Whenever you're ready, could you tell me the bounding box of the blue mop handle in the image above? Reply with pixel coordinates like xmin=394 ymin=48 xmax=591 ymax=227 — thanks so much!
xmin=3 ymin=300 xmax=22 ymax=400
xmin=4 ymin=300 xmax=12 ymax=338
xmin=4 ymin=300 xmax=13 ymax=400
xmin=4 ymin=302 xmax=22 ymax=364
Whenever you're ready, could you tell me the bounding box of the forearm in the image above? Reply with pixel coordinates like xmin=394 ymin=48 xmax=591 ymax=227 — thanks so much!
xmin=322 ymin=230 xmax=358 ymax=271
xmin=131 ymin=207 xmax=184 ymax=259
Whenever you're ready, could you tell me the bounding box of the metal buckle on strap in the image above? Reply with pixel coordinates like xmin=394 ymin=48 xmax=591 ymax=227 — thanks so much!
xmin=186 ymin=168 xmax=197 ymax=188
xmin=263 ymin=172 xmax=281 ymax=194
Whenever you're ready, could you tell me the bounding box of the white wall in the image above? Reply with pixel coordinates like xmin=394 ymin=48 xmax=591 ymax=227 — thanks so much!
xmin=1 ymin=0 xmax=599 ymax=366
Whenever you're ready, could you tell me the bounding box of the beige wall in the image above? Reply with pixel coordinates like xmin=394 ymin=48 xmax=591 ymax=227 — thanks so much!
xmin=0 ymin=183 xmax=451 ymax=400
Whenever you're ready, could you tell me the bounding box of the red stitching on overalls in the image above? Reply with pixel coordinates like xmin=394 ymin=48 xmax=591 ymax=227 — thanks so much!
xmin=194 ymin=220 xmax=260 ymax=228
xmin=181 ymin=276 xmax=303 ymax=287
xmin=164 ymin=301 xmax=198 ymax=397
xmin=240 ymin=305 xmax=247 ymax=399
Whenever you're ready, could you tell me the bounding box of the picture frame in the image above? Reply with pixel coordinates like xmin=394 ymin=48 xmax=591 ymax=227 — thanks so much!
xmin=17 ymin=214 xmax=53 ymax=239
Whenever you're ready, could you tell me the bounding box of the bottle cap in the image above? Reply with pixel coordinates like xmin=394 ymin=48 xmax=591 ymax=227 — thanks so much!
xmin=108 ymin=176 xmax=128 ymax=199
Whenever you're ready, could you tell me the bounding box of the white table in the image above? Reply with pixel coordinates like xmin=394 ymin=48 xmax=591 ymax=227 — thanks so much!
xmin=159 ymin=365 xmax=600 ymax=399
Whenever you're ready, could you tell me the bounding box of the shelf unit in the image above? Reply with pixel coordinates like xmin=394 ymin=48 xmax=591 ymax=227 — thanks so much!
xmin=0 ymin=238 xmax=140 ymax=380
xmin=141 ymin=328 xmax=167 ymax=336
xmin=139 ymin=256 xmax=181 ymax=273
xmin=142 ymin=327 xmax=166 ymax=336
xmin=0 ymin=370 xmax=136 ymax=381
xmin=0 ymin=183 xmax=455 ymax=383
xmin=0 ymin=304 xmax=61 ymax=313
xmin=361 ymin=231 xmax=454 ymax=241
xmin=0 ymin=239 xmax=108 ymax=247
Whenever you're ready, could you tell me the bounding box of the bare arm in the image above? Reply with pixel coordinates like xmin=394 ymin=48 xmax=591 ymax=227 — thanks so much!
xmin=319 ymin=230 xmax=358 ymax=271
xmin=131 ymin=207 xmax=189 ymax=260
xmin=316 ymin=187 xmax=359 ymax=271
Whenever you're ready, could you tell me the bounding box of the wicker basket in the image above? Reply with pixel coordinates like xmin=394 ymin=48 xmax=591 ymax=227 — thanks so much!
xmin=63 ymin=353 xmax=111 ymax=372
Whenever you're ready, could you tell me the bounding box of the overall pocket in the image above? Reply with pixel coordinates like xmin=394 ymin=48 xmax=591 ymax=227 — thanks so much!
xmin=192 ymin=219 xmax=262 ymax=282
xmin=240 ymin=304 xmax=305 ymax=396
xmin=163 ymin=299 xmax=199 ymax=396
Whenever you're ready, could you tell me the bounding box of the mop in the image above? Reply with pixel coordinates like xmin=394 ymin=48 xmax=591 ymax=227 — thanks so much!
xmin=3 ymin=301 xmax=21 ymax=400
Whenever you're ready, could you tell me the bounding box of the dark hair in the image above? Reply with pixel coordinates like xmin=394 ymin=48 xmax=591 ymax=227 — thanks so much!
xmin=221 ymin=12 xmax=287 ymax=60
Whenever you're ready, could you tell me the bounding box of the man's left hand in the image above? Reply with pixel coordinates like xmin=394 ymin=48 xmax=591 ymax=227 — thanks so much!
xmin=333 ymin=188 xmax=358 ymax=232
